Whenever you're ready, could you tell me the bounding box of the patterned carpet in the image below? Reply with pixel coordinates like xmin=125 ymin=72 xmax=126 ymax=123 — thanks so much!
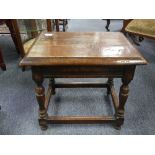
xmin=0 ymin=19 xmax=155 ymax=134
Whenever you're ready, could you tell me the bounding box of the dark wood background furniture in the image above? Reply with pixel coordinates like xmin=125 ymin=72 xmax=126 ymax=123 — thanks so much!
xmin=105 ymin=19 xmax=110 ymax=31
xmin=121 ymin=19 xmax=133 ymax=33
xmin=0 ymin=19 xmax=24 ymax=69
xmin=12 ymin=19 xmax=52 ymax=58
xmin=0 ymin=19 xmax=26 ymax=55
xmin=20 ymin=31 xmax=147 ymax=130
xmin=0 ymin=19 xmax=68 ymax=60
xmin=0 ymin=48 xmax=6 ymax=71
xmin=10 ymin=19 xmax=58 ymax=71
xmin=54 ymin=19 xmax=68 ymax=32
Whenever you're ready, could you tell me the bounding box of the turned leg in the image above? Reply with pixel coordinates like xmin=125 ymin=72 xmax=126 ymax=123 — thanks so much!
xmin=32 ymin=73 xmax=48 ymax=130
xmin=116 ymin=78 xmax=131 ymax=129
xmin=49 ymin=78 xmax=56 ymax=95
xmin=115 ymin=66 xmax=135 ymax=129
xmin=107 ymin=78 xmax=113 ymax=95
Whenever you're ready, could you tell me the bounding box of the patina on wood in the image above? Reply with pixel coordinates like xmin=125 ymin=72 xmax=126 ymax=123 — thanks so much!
xmin=20 ymin=31 xmax=147 ymax=130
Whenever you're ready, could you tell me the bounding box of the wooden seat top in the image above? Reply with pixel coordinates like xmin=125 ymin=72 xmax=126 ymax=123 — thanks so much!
xmin=20 ymin=31 xmax=147 ymax=66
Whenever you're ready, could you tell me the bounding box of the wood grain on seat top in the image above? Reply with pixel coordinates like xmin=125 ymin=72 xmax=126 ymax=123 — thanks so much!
xmin=20 ymin=32 xmax=147 ymax=66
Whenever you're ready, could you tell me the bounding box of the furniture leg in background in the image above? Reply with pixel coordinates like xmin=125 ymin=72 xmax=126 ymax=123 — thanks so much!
xmin=0 ymin=48 xmax=6 ymax=71
xmin=121 ymin=19 xmax=133 ymax=34
xmin=54 ymin=19 xmax=68 ymax=32
xmin=105 ymin=19 xmax=132 ymax=33
xmin=5 ymin=20 xmax=25 ymax=57
xmin=46 ymin=19 xmax=53 ymax=32
xmin=0 ymin=19 xmax=25 ymax=58
xmin=105 ymin=19 xmax=110 ymax=31
xmin=55 ymin=20 xmax=60 ymax=32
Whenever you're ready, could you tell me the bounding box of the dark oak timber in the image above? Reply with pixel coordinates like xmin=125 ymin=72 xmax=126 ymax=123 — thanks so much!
xmin=0 ymin=48 xmax=6 ymax=71
xmin=20 ymin=32 xmax=147 ymax=130
xmin=44 ymin=85 xmax=52 ymax=110
xmin=55 ymin=82 xmax=108 ymax=88
xmin=47 ymin=116 xmax=116 ymax=124
xmin=32 ymin=73 xmax=48 ymax=130
xmin=116 ymin=66 xmax=136 ymax=129
xmin=110 ymin=85 xmax=119 ymax=113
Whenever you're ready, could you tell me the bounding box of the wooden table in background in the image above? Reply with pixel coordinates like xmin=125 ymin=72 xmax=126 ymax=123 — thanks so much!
xmin=20 ymin=32 xmax=147 ymax=130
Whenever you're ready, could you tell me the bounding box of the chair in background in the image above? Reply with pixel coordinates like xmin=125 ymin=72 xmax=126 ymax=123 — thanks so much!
xmin=0 ymin=19 xmax=25 ymax=69
xmin=11 ymin=19 xmax=68 ymax=59
xmin=121 ymin=19 xmax=133 ymax=33
xmin=11 ymin=19 xmax=53 ymax=58
xmin=0 ymin=19 xmax=24 ymax=55
xmin=0 ymin=19 xmax=67 ymax=60
xmin=11 ymin=19 xmax=55 ymax=70
xmin=125 ymin=19 xmax=155 ymax=45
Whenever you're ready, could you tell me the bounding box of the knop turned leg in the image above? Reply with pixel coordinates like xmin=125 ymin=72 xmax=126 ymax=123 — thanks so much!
xmin=116 ymin=78 xmax=131 ymax=129
xmin=32 ymin=73 xmax=48 ymax=130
